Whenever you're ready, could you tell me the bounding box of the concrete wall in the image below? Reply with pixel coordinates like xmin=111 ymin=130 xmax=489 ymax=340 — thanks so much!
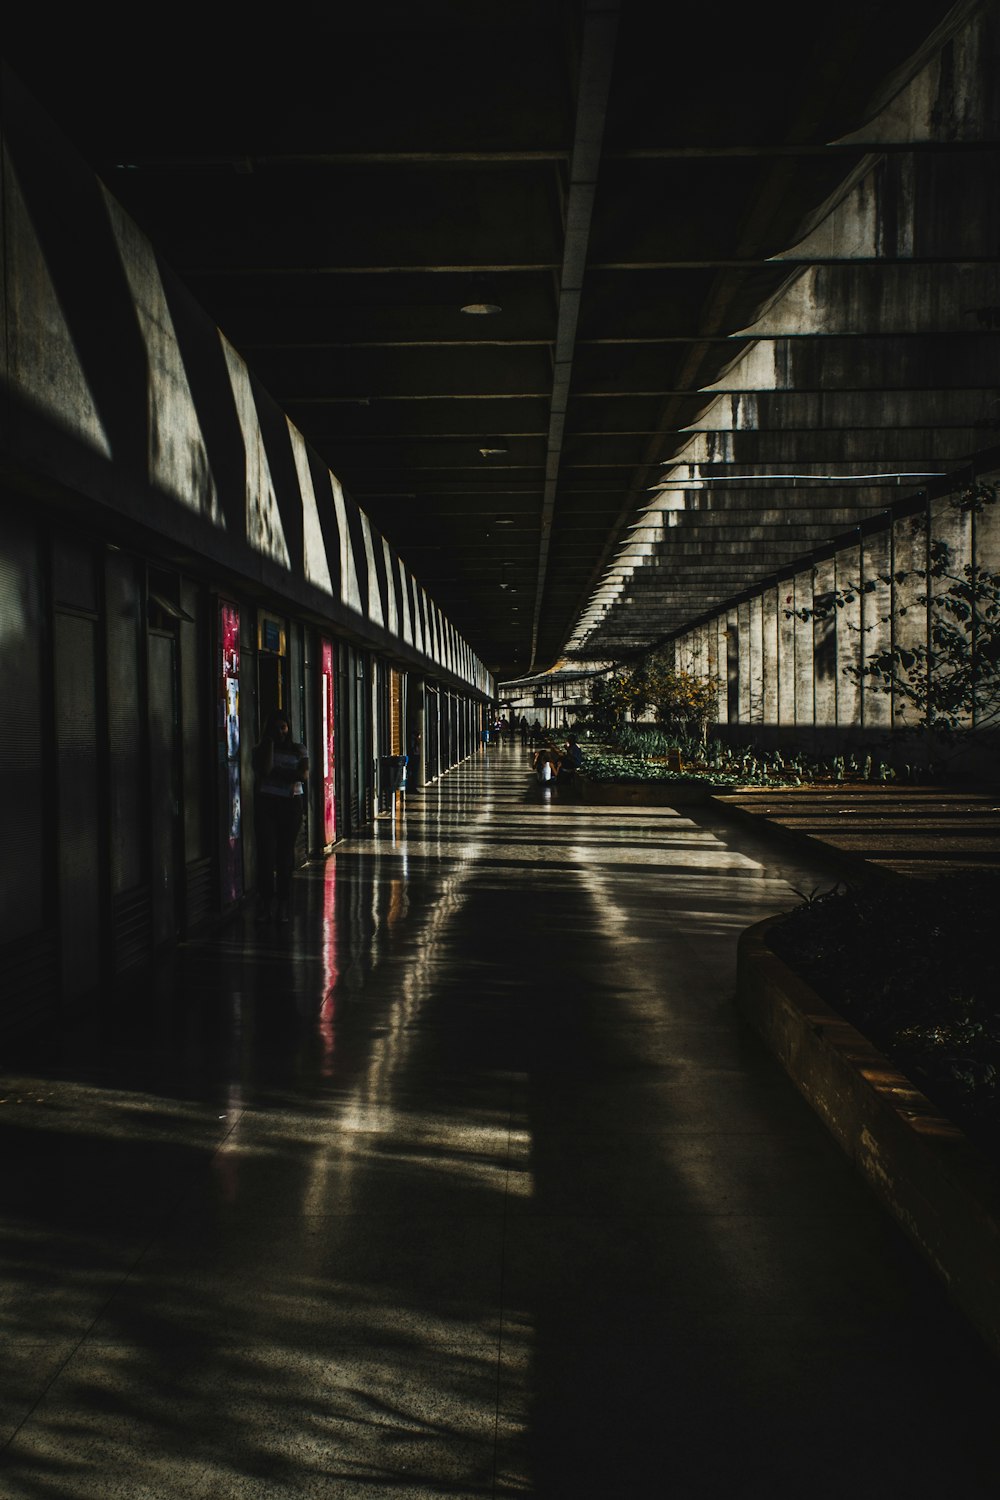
xmin=670 ymin=473 xmax=1000 ymax=771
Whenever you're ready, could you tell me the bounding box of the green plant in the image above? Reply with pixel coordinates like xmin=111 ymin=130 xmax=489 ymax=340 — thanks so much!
xmin=788 ymin=881 xmax=847 ymax=906
xmin=616 ymin=725 xmax=672 ymax=759
xmin=586 ymin=670 xmax=641 ymax=732
xmin=577 ymin=726 xmax=943 ymax=790
xmin=587 ymin=656 xmax=721 ymax=739
xmin=786 ymin=482 xmax=1000 ymax=737
xmin=640 ymin=651 xmax=720 ymax=740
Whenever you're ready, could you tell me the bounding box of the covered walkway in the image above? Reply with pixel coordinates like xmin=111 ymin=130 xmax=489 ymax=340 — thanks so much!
xmin=2 ymin=743 xmax=998 ymax=1498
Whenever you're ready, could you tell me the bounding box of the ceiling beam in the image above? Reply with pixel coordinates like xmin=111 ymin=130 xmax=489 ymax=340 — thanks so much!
xmin=529 ymin=0 xmax=620 ymax=671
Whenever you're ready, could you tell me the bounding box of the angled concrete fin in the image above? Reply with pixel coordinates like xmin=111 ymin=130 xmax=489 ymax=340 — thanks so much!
xmin=682 ymin=394 xmax=764 ymax=433
xmin=103 ymin=186 xmax=222 ymax=524
xmin=734 ymin=267 xmax=824 ymax=338
xmin=330 ymin=475 xmax=363 ymax=615
xmin=381 ymin=539 xmax=398 ymax=634
xmin=835 ymin=3 xmax=989 ymax=146
xmin=771 ymin=166 xmax=881 ymax=263
xmin=411 ymin=583 xmax=424 ymax=653
xmin=287 ymin=420 xmax=333 ymax=595
xmin=702 ymin=342 xmax=781 ymax=394
xmin=396 ymin=555 xmax=413 ymax=645
xmin=4 ymin=149 xmax=110 ymax=457
xmin=359 ymin=514 xmax=384 ymax=628
xmin=663 ymin=434 xmax=710 ymax=467
xmin=220 ymin=337 xmax=289 ymax=566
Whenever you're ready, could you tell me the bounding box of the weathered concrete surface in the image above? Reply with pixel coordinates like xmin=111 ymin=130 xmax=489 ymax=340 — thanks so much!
xmin=712 ymin=784 xmax=1000 ymax=880
xmin=737 ymin=917 xmax=1000 ymax=1361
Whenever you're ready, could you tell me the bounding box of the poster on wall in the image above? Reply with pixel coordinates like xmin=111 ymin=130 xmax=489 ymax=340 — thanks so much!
xmin=220 ymin=601 xmax=243 ymax=903
xmin=321 ymin=638 xmax=336 ymax=846
xmin=226 ymin=676 xmax=240 ymax=761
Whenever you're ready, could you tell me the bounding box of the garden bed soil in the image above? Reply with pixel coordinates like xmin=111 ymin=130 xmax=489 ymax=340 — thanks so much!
xmin=763 ymin=872 xmax=1000 ymax=1159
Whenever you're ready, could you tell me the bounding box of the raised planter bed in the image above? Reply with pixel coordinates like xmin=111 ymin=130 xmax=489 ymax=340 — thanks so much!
xmin=576 ymin=774 xmax=718 ymax=806
xmin=737 ymin=916 xmax=1000 ymax=1360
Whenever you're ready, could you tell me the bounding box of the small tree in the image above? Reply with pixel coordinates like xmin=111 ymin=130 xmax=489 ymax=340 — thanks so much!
xmin=588 ymin=655 xmax=720 ymax=742
xmin=642 ymin=650 xmax=719 ymax=741
xmin=587 ymin=670 xmax=630 ymax=732
xmin=585 ymin=676 xmax=615 ymax=733
xmin=619 ymin=662 xmax=650 ymax=721
xmin=587 ymin=663 xmax=656 ymax=733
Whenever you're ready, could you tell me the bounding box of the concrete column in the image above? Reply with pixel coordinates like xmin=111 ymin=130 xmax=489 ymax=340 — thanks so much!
xmin=761 ymin=585 xmax=779 ymax=726
xmin=777 ymin=580 xmax=796 ymax=725
xmin=861 ymin=529 xmax=892 ymax=729
xmin=813 ymin=556 xmax=837 ymax=727
xmin=706 ymin=616 xmax=724 ymax=724
xmin=722 ymin=612 xmax=731 ymax=723
xmin=694 ymin=623 xmax=708 ymax=679
xmin=929 ymin=492 xmax=973 ymax=730
xmin=891 ymin=511 xmax=928 ymax=732
xmin=835 ymin=541 xmax=862 ymax=727
xmin=737 ymin=600 xmax=752 ymax=723
xmin=748 ymin=594 xmax=764 ymax=723
xmin=726 ymin=610 xmax=740 ymax=724
xmin=792 ymin=568 xmax=814 ymax=727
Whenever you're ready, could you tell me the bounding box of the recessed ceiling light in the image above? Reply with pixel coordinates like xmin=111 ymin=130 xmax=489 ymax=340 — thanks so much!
xmin=495 ymin=516 xmax=515 ymax=526
xmin=461 ymin=302 xmax=502 ymax=316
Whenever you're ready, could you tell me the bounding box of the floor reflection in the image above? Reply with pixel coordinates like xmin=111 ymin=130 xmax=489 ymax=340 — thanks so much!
xmin=2 ymin=742 xmax=998 ymax=1497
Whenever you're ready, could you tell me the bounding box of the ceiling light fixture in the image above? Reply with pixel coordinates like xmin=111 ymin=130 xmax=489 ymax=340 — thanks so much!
xmin=479 ymin=441 xmax=508 ymax=459
xmin=461 ymin=301 xmax=502 ymax=316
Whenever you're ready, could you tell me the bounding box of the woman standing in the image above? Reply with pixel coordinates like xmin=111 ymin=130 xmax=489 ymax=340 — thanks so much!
xmin=252 ymin=707 xmax=309 ymax=924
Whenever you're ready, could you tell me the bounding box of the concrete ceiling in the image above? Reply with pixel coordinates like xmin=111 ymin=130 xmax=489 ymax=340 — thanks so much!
xmin=3 ymin=0 xmax=998 ymax=680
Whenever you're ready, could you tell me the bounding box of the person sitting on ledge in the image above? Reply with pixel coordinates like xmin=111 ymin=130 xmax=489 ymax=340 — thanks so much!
xmin=533 ymin=743 xmax=562 ymax=785
xmin=560 ymin=733 xmax=583 ymax=775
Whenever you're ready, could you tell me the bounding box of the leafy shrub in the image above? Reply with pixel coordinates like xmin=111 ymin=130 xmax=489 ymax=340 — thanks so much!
xmin=580 ymin=749 xmax=778 ymax=786
xmin=578 ymin=731 xmax=916 ymax=788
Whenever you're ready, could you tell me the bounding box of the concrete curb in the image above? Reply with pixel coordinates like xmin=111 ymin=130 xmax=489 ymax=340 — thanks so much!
xmin=737 ymin=916 xmax=1000 ymax=1360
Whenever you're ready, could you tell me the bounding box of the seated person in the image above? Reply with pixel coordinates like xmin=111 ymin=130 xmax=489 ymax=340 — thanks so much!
xmin=561 ymin=733 xmax=584 ymax=772
xmin=533 ymin=744 xmax=562 ymax=784
xmin=553 ymin=734 xmax=583 ymax=783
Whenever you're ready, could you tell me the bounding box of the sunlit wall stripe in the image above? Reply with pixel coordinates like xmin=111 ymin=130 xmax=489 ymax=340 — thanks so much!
xmin=0 ymin=69 xmax=492 ymax=697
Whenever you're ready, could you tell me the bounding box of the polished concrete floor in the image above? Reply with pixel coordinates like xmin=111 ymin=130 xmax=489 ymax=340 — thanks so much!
xmin=2 ymin=742 xmax=998 ymax=1498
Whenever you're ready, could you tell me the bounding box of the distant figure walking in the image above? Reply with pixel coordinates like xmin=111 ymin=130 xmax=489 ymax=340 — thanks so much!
xmin=252 ymin=707 xmax=309 ymax=925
